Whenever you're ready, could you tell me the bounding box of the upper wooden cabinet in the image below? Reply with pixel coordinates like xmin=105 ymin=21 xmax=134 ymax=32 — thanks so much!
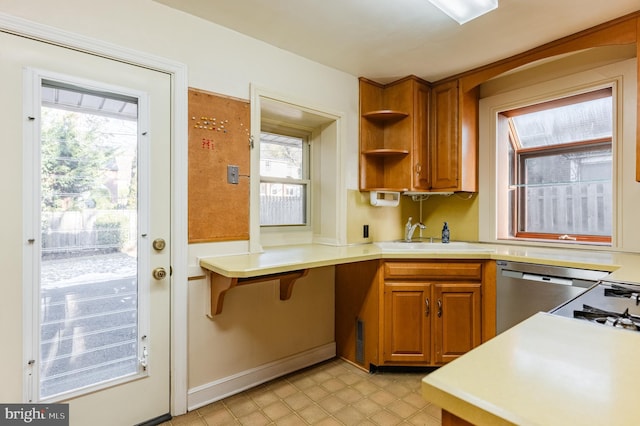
xmin=359 ymin=76 xmax=430 ymax=192
xmin=429 ymin=80 xmax=458 ymax=191
xmin=430 ymin=80 xmax=479 ymax=192
xmin=359 ymin=75 xmax=477 ymax=193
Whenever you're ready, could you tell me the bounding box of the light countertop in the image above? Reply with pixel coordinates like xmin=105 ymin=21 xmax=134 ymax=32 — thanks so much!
xmin=421 ymin=312 xmax=640 ymax=426
xmin=199 ymin=242 xmax=640 ymax=283
xmin=199 ymin=244 xmax=381 ymax=278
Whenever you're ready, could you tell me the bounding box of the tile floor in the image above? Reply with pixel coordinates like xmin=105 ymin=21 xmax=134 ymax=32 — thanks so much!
xmin=164 ymin=358 xmax=442 ymax=426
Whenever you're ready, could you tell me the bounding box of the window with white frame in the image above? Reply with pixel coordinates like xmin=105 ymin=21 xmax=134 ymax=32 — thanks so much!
xmin=259 ymin=130 xmax=310 ymax=227
xmin=499 ymin=87 xmax=613 ymax=244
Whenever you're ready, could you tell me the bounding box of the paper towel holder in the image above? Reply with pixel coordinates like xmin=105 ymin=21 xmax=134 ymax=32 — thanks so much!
xmin=369 ymin=191 xmax=400 ymax=207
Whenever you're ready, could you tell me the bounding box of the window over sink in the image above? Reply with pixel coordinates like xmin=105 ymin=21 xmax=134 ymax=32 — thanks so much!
xmin=498 ymin=86 xmax=614 ymax=244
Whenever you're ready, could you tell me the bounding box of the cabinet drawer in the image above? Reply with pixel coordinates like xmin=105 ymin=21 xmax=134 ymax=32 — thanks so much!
xmin=384 ymin=261 xmax=482 ymax=280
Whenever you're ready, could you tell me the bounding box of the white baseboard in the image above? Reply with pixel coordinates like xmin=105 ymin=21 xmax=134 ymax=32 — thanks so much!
xmin=187 ymin=342 xmax=336 ymax=411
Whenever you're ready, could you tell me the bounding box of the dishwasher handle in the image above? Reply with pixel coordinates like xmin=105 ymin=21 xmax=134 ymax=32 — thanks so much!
xmin=521 ymin=273 xmax=573 ymax=286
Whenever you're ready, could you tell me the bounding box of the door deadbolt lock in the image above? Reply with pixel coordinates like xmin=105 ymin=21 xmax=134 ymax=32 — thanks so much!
xmin=152 ymin=238 xmax=166 ymax=251
xmin=152 ymin=267 xmax=167 ymax=280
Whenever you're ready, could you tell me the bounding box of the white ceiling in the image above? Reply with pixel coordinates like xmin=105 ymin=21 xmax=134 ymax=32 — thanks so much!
xmin=154 ymin=0 xmax=639 ymax=83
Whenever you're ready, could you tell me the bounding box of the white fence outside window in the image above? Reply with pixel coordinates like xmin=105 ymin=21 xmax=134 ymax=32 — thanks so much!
xmin=523 ymin=181 xmax=611 ymax=236
xmin=260 ymin=194 xmax=305 ymax=226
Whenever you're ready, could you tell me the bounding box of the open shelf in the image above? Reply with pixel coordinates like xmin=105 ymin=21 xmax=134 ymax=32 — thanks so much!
xmin=359 ymin=77 xmax=430 ymax=192
xmin=362 ymin=149 xmax=410 ymax=157
xmin=362 ymin=110 xmax=409 ymax=121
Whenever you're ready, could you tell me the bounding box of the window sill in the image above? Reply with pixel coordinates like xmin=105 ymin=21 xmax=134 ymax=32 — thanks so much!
xmin=497 ymin=237 xmax=612 ymax=248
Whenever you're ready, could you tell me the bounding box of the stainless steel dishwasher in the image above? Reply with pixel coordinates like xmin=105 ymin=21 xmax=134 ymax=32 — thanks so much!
xmin=496 ymin=260 xmax=608 ymax=334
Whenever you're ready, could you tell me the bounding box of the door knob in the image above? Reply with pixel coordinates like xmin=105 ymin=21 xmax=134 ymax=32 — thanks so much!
xmin=152 ymin=238 xmax=166 ymax=251
xmin=152 ymin=267 xmax=167 ymax=280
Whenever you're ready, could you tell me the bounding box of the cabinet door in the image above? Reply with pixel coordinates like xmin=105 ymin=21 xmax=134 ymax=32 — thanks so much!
xmin=430 ymin=80 xmax=459 ymax=190
xmin=412 ymin=81 xmax=431 ymax=190
xmin=383 ymin=282 xmax=431 ymax=364
xmin=434 ymin=283 xmax=481 ymax=364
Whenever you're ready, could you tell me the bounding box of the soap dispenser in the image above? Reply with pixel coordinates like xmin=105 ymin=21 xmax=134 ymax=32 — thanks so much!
xmin=442 ymin=222 xmax=450 ymax=244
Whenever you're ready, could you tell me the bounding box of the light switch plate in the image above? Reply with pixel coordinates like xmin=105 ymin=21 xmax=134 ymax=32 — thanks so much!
xmin=227 ymin=165 xmax=239 ymax=184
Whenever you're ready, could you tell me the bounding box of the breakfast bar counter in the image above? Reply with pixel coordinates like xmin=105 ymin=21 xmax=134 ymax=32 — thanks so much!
xmin=421 ymin=312 xmax=640 ymax=426
xmin=199 ymin=242 xmax=631 ymax=278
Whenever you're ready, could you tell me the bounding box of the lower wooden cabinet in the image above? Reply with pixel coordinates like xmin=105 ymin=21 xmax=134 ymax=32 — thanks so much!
xmin=383 ymin=282 xmax=432 ymax=364
xmin=382 ymin=281 xmax=481 ymax=365
xmin=433 ymin=283 xmax=481 ymax=364
xmin=336 ymin=259 xmax=494 ymax=370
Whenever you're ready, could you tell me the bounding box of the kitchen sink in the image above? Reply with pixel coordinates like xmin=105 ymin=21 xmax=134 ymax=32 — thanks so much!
xmin=375 ymin=241 xmax=494 ymax=252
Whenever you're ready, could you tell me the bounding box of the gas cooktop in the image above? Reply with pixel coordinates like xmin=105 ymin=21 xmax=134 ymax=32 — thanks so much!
xmin=552 ymin=281 xmax=640 ymax=332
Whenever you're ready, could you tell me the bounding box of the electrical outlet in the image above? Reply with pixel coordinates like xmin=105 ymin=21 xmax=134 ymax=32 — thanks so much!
xmin=227 ymin=165 xmax=239 ymax=184
xmin=363 ymin=224 xmax=369 ymax=238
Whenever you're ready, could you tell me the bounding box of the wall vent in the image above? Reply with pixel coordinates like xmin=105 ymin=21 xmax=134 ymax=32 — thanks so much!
xmin=355 ymin=318 xmax=364 ymax=365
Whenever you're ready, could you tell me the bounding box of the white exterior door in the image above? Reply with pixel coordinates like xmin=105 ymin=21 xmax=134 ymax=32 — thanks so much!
xmin=1 ymin=31 xmax=172 ymax=425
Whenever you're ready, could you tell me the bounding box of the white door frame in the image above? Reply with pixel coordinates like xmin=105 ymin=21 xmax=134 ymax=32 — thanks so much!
xmin=0 ymin=12 xmax=190 ymax=416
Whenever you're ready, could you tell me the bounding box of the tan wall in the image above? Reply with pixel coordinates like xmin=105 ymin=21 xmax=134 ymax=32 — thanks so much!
xmin=345 ymin=189 xmax=479 ymax=244
xmin=346 ymin=190 xmax=419 ymax=243
xmin=418 ymin=194 xmax=479 ymax=242
xmin=188 ymin=267 xmax=334 ymax=388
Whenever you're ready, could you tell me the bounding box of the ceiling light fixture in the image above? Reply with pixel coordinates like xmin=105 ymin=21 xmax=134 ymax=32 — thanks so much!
xmin=428 ymin=0 xmax=498 ymax=25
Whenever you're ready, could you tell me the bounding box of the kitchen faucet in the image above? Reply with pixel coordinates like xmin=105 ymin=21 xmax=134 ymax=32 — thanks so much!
xmin=404 ymin=217 xmax=426 ymax=242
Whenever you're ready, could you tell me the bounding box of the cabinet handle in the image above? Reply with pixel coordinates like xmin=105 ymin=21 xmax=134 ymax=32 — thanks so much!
xmin=437 ymin=299 xmax=442 ymax=318
xmin=425 ymin=297 xmax=430 ymax=316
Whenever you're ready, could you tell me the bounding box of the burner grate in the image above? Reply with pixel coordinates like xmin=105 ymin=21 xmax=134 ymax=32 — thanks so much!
xmin=573 ymin=305 xmax=640 ymax=331
xmin=604 ymin=284 xmax=640 ymax=305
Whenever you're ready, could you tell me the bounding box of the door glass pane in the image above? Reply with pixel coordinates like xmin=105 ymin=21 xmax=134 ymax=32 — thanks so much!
xmin=39 ymin=82 xmax=140 ymax=399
